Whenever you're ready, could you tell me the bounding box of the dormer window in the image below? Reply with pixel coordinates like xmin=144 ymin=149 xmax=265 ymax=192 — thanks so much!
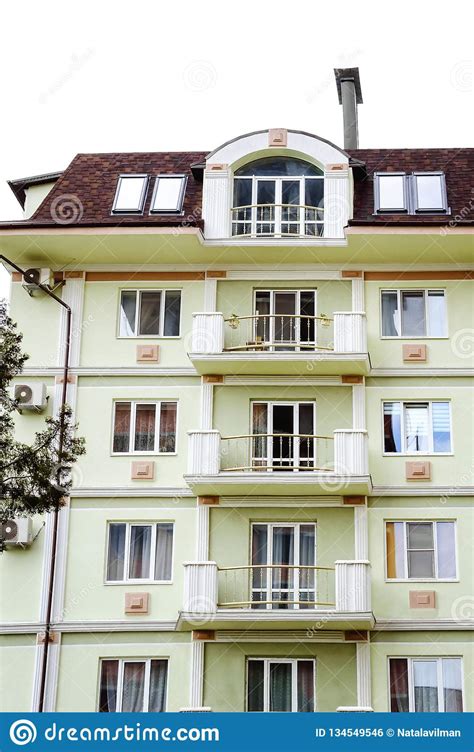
xmin=112 ymin=175 xmax=148 ymax=214
xmin=374 ymin=172 xmax=448 ymax=214
xmin=150 ymin=175 xmax=187 ymax=214
xmin=232 ymin=157 xmax=324 ymax=238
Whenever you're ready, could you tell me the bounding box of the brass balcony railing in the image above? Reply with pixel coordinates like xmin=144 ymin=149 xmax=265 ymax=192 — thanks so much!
xmin=231 ymin=203 xmax=324 ymax=238
xmin=220 ymin=433 xmax=334 ymax=472
xmin=217 ymin=564 xmax=335 ymax=609
xmin=224 ymin=313 xmax=333 ymax=352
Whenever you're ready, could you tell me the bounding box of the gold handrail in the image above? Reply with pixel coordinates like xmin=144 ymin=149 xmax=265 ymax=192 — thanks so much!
xmin=224 ymin=313 xmax=333 ymax=323
xmin=221 ymin=433 xmax=334 ymax=441
xmin=218 ymin=600 xmax=335 ymax=608
xmin=231 ymin=203 xmax=324 ymax=213
xmin=218 ymin=564 xmax=335 ymax=572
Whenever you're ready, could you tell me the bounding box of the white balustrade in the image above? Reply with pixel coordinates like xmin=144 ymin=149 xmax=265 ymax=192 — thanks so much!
xmin=183 ymin=562 xmax=218 ymax=613
xmin=333 ymin=311 xmax=367 ymax=353
xmin=191 ymin=313 xmax=225 ymax=353
xmin=334 ymin=429 xmax=368 ymax=475
xmin=187 ymin=430 xmax=221 ymax=475
xmin=335 ymin=560 xmax=371 ymax=612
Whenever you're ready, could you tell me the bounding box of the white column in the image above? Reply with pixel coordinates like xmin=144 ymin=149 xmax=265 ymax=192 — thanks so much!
xmin=200 ymin=382 xmax=214 ymax=430
xmin=354 ymin=505 xmax=368 ymax=560
xmin=203 ymin=277 xmax=217 ymax=312
xmin=196 ymin=504 xmax=210 ymax=560
xmin=202 ymin=168 xmax=231 ymax=239
xmin=57 ymin=276 xmax=85 ymax=368
xmin=352 ymin=277 xmax=365 ymax=311
xmin=356 ymin=642 xmax=373 ymax=710
xmin=324 ymin=168 xmax=350 ymax=238
xmin=352 ymin=383 xmax=366 ymax=430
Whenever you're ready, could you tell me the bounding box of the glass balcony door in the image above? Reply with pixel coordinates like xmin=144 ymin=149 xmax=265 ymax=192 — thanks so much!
xmin=254 ymin=290 xmax=316 ymax=351
xmin=251 ymin=523 xmax=316 ymax=609
xmin=251 ymin=401 xmax=315 ymax=470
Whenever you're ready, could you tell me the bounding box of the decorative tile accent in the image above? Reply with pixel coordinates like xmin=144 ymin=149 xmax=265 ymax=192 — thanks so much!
xmin=409 ymin=591 xmax=436 ymax=609
xmin=342 ymin=496 xmax=366 ymax=505
xmin=341 ymin=375 xmax=364 ymax=384
xmin=202 ymin=375 xmax=224 ymax=384
xmin=206 ymin=163 xmax=228 ymax=171
xmin=327 ymin=163 xmax=346 ymax=171
xmin=344 ymin=630 xmax=368 ymax=641
xmin=197 ymin=496 xmax=220 ymax=506
xmin=136 ymin=345 xmax=159 ymax=362
xmin=403 ymin=344 xmax=427 ymax=362
xmin=406 ymin=461 xmax=431 ymax=480
xmin=268 ymin=128 xmax=287 ymax=147
xmin=341 ymin=270 xmax=363 ymax=278
xmin=125 ymin=592 xmax=149 ymax=614
xmin=192 ymin=630 xmax=216 ymax=641
xmin=131 ymin=461 xmax=154 ymax=480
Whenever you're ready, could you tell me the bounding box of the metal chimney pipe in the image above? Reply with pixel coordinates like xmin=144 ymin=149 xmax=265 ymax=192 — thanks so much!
xmin=334 ymin=68 xmax=363 ymax=150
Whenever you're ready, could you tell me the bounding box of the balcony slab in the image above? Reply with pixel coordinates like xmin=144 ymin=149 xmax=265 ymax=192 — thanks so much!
xmin=177 ymin=608 xmax=375 ymax=631
xmin=184 ymin=471 xmax=372 ymax=497
xmin=188 ymin=351 xmax=371 ymax=376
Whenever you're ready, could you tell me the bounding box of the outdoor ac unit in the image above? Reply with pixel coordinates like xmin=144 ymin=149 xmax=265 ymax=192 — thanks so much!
xmin=0 ymin=518 xmax=33 ymax=547
xmin=11 ymin=382 xmax=48 ymax=412
xmin=22 ymin=267 xmax=53 ymax=292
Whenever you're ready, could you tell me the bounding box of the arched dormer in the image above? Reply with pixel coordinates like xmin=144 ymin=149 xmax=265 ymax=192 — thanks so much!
xmin=202 ymin=129 xmax=351 ymax=241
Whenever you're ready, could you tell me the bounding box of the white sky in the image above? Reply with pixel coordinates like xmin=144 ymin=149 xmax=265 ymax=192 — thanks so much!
xmin=0 ymin=0 xmax=472 ymax=297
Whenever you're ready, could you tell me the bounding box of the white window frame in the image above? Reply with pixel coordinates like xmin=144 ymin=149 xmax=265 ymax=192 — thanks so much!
xmin=112 ymin=174 xmax=149 ymax=214
xmin=149 ymin=175 xmax=187 ymax=215
xmin=380 ymin=288 xmax=448 ymax=339
xmin=117 ymin=289 xmax=182 ymax=338
xmin=105 ymin=521 xmax=174 ymax=584
xmin=250 ymin=400 xmax=317 ymax=470
xmin=387 ymin=657 xmax=464 ymax=713
xmin=384 ymin=520 xmax=458 ymax=582
xmin=250 ymin=522 xmax=317 ymax=609
xmin=374 ymin=172 xmax=449 ymax=215
xmin=111 ymin=400 xmax=178 ymax=456
xmin=253 ymin=289 xmax=318 ymax=350
xmin=246 ymin=658 xmax=316 ymax=712
xmin=382 ymin=400 xmax=453 ymax=456
xmin=98 ymin=658 xmax=168 ymax=712
xmin=232 ymin=175 xmax=324 ymax=238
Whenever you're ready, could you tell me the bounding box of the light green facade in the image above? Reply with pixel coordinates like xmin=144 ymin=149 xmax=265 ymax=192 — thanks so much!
xmin=1 ymin=130 xmax=472 ymax=716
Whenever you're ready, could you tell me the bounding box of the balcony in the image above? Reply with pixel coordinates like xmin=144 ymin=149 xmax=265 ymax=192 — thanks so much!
xmin=188 ymin=311 xmax=369 ymax=375
xmin=178 ymin=560 xmax=373 ymax=630
xmin=230 ymin=203 xmax=324 ymax=239
xmin=184 ymin=428 xmax=371 ymax=496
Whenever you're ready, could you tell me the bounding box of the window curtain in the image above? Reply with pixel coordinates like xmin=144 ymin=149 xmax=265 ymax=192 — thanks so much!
xmin=401 ymin=291 xmax=425 ymax=336
xmin=389 ymin=658 xmax=409 ymax=712
xmin=272 ymin=527 xmax=294 ymax=608
xmin=163 ymin=291 xmax=181 ymax=336
xmin=251 ymin=525 xmax=268 ymax=607
xmin=405 ymin=403 xmax=429 ymax=452
xmin=159 ymin=403 xmax=176 ymax=453
xmin=252 ymin=403 xmax=268 ymax=468
xmin=269 ymin=663 xmax=292 ymax=711
xmin=113 ymin=403 xmax=131 ymax=453
xmin=427 ymin=291 xmax=446 ymax=336
xmin=154 ymin=524 xmax=173 ymax=580
xmin=299 ymin=526 xmax=315 ymax=607
xmin=148 ymin=660 xmax=168 ymax=712
xmin=381 ymin=291 xmax=399 ymax=336
xmin=138 ymin=292 xmax=161 ymax=335
xmin=134 ymin=404 xmax=156 ymax=452
xmin=107 ymin=524 xmax=126 ymax=581
xmin=297 ymin=661 xmax=314 ymax=712
xmin=383 ymin=402 xmax=401 ymax=452
xmin=413 ymin=661 xmax=438 ymax=712
xmin=122 ymin=662 xmax=145 ymax=712
xmin=385 ymin=522 xmax=405 ymax=579
xmin=247 ymin=660 xmax=264 ymax=711
xmin=254 ymin=291 xmax=271 ymax=343
xmin=432 ymin=402 xmax=451 ymax=452
xmin=436 ymin=522 xmax=456 ymax=578
xmin=129 ymin=526 xmax=152 ymax=579
xmin=442 ymin=659 xmax=463 ymax=712
xmin=120 ymin=292 xmax=136 ymax=336
xmin=99 ymin=660 xmax=118 ymax=712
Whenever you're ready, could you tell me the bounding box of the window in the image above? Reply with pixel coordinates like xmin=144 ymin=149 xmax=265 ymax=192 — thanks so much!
xmin=251 ymin=523 xmax=316 ymax=609
xmin=150 ymin=176 xmax=186 ymax=214
xmin=254 ymin=290 xmax=317 ymax=350
xmin=374 ymin=172 xmax=448 ymax=214
xmin=232 ymin=157 xmax=324 ymax=237
xmin=389 ymin=658 xmax=463 ymax=712
xmin=106 ymin=522 xmax=173 ymax=582
xmin=99 ymin=658 xmax=168 ymax=712
xmin=112 ymin=401 xmax=177 ymax=454
xmin=383 ymin=401 xmax=451 ymax=454
xmin=247 ymin=658 xmax=315 ymax=712
xmin=385 ymin=521 xmax=456 ymax=579
xmin=381 ymin=289 xmax=447 ymax=337
xmin=119 ymin=289 xmax=181 ymax=337
xmin=252 ymin=401 xmax=316 ymax=470
xmin=112 ymin=175 xmax=148 ymax=214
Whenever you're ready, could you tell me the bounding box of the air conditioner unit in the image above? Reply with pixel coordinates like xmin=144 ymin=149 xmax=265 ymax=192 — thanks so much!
xmin=0 ymin=518 xmax=33 ymax=547
xmin=10 ymin=382 xmax=48 ymax=412
xmin=22 ymin=267 xmax=53 ymax=293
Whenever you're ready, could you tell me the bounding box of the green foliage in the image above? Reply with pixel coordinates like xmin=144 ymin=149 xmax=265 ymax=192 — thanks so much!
xmin=0 ymin=299 xmax=85 ymax=550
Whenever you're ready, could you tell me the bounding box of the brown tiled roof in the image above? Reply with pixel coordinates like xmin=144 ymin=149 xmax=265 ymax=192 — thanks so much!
xmin=348 ymin=148 xmax=474 ymax=224
xmin=16 ymin=152 xmax=208 ymax=228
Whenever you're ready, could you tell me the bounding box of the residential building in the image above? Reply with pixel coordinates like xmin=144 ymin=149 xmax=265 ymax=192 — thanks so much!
xmin=0 ymin=68 xmax=472 ymax=713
